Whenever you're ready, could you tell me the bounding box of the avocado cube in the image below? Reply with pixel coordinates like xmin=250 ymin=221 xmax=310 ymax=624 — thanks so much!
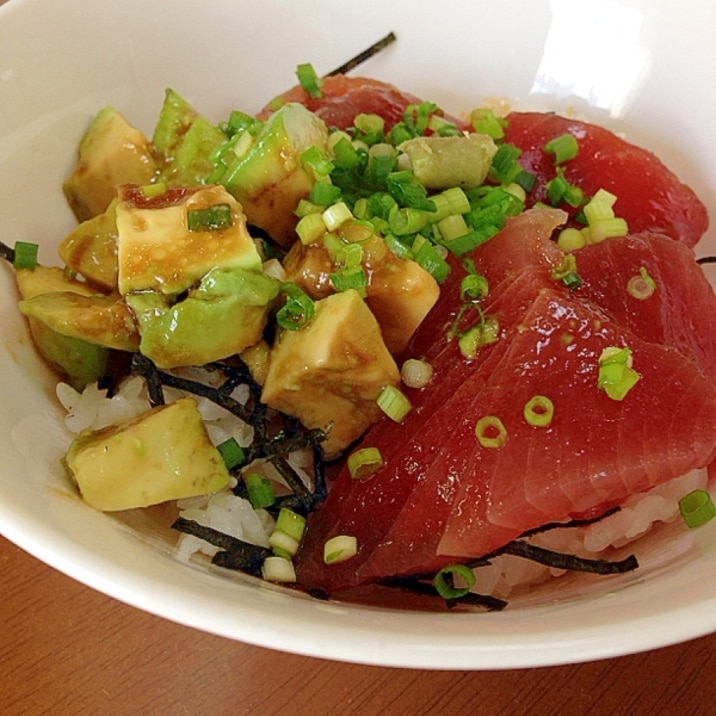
xmin=116 ymin=184 xmax=262 ymax=295
xmin=261 ymin=290 xmax=400 ymax=457
xmin=16 ymin=266 xmax=110 ymax=390
xmin=59 ymin=198 xmax=119 ymax=292
xmin=218 ymin=102 xmax=328 ymax=247
xmin=63 ymin=107 xmax=158 ymax=221
xmin=65 ymin=396 xmax=231 ymax=511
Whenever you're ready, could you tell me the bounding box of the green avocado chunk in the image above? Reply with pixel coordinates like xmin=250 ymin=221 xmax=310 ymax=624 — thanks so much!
xmin=152 ymin=89 xmax=227 ymax=186
xmin=126 ymin=267 xmax=279 ymax=369
xmin=16 ymin=266 xmax=110 ymax=390
xmin=65 ymin=396 xmax=232 ymax=511
xmin=216 ymin=102 xmax=328 ymax=247
xmin=63 ymin=106 xmax=158 ymax=222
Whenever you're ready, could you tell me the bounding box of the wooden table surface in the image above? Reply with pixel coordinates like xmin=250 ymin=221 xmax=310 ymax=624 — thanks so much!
xmin=1 ymin=535 xmax=716 ymax=716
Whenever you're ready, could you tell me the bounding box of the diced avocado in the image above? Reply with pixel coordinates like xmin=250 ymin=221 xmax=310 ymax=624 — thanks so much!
xmin=152 ymin=89 xmax=226 ymax=186
xmin=116 ymin=184 xmax=262 ymax=295
xmin=65 ymin=396 xmax=231 ymax=511
xmin=58 ymin=198 xmax=119 ymax=292
xmin=126 ymin=267 xmax=279 ymax=368
xmin=261 ymin=289 xmax=400 ymax=458
xmin=116 ymin=183 xmax=278 ymax=368
xmin=16 ymin=266 xmax=109 ymax=389
xmin=283 ymin=233 xmax=439 ymax=355
xmin=398 ymin=133 xmax=497 ymax=190
xmin=63 ymin=107 xmax=158 ymax=222
xmin=217 ymin=103 xmax=328 ymax=247
xmin=19 ymin=290 xmax=140 ymax=351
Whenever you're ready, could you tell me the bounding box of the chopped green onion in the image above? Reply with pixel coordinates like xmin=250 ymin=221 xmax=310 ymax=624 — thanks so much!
xmin=296 ymin=62 xmax=323 ymax=99
xmin=627 ymin=266 xmax=657 ymax=300
xmin=377 ymin=384 xmax=412 ymax=422
xmin=322 ymin=201 xmax=353 ymax=232
xmin=294 ymin=198 xmax=324 ymax=218
xmin=430 ymin=186 xmax=471 ymax=221
xmin=295 ymin=211 xmax=326 ymax=245
xmin=330 ymin=265 xmax=368 ymax=294
xmin=261 ymin=555 xmax=297 ymax=583
xmin=458 ymin=316 xmax=500 ymax=359
xmin=679 ymin=489 xmax=716 ymax=528
xmin=276 ymin=283 xmax=315 ymax=330
xmin=301 ymin=145 xmax=334 ymax=178
xmin=460 ymin=273 xmax=490 ymax=301
xmin=389 ymin=206 xmax=430 ymax=236
xmin=323 ymin=535 xmax=358 ymax=564
xmin=383 ymin=232 xmax=414 ymax=260
xmin=334 ymin=241 xmax=364 ymax=268
xmin=546 ymin=168 xmax=585 ymax=207
xmin=583 ymin=217 xmax=629 ymax=244
xmin=276 ymin=508 xmax=307 ymax=541
xmin=216 ymin=437 xmax=246 ymax=470
xmin=475 ymin=415 xmax=507 ymax=448
xmin=187 ymin=204 xmax=233 ymax=232
xmin=412 ymin=237 xmax=450 ymax=283
xmin=347 ymin=447 xmax=384 ymax=479
xmin=400 ymin=358 xmax=433 ymax=389
xmin=470 ymin=108 xmax=506 ymax=140
xmin=489 ymin=143 xmax=523 ymax=185
xmin=524 ymin=395 xmax=555 ymax=427
xmin=354 ymin=113 xmax=385 ymax=145
xmin=434 ymin=564 xmax=476 ymax=599
xmin=583 ymin=188 xmax=617 ymax=224
xmin=386 ymin=171 xmax=436 ymax=211
xmin=437 ymin=213 xmax=469 ymax=242
xmin=551 ymin=254 xmax=583 ymax=290
xmin=557 ymin=227 xmax=587 ymax=253
xmin=140 ymin=181 xmax=167 ymax=198
xmin=245 ymin=472 xmax=276 ymax=510
xmin=545 ymin=132 xmax=579 ymax=164
xmin=598 ymin=346 xmax=640 ymax=401
xmin=309 ymin=181 xmax=342 ymax=207
xmin=13 ymin=241 xmax=38 ymax=270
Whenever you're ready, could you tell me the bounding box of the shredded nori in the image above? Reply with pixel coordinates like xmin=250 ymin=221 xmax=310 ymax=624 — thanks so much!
xmin=326 ymin=32 xmax=397 ymax=77
xmin=381 ymin=576 xmax=508 ymax=612
xmin=172 ymin=516 xmax=271 ymax=577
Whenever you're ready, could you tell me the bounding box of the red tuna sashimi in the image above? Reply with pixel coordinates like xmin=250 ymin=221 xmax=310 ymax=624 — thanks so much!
xmin=259 ymin=74 xmax=469 ymax=131
xmin=407 ymin=207 xmax=567 ymax=361
xmin=504 ymin=112 xmax=709 ymax=247
xmin=576 ymin=232 xmax=716 ymax=384
xmin=295 ymin=271 xmax=556 ymax=592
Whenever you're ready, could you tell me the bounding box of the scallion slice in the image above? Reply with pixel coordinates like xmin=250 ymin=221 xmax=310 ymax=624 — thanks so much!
xmin=377 ymin=384 xmax=412 ymax=423
xmin=401 ymin=358 xmax=433 ymax=389
xmin=434 ymin=564 xmax=476 ymax=599
xmin=187 ymin=203 xmax=233 ymax=232
xmin=347 ymin=447 xmax=384 ymax=479
xmin=330 ymin=265 xmax=368 ymax=294
xmin=524 ymin=395 xmax=555 ymax=428
xmin=475 ymin=415 xmax=507 ymax=449
xmin=262 ymin=556 xmax=297 ymax=583
xmin=323 ymin=535 xmax=358 ymax=564
xmin=322 ymin=201 xmax=354 ymax=232
xmin=598 ymin=346 xmax=640 ymax=401
xmin=544 ymin=132 xmax=579 ymax=164
xmin=245 ymin=473 xmax=276 ymax=510
xmin=679 ymin=489 xmax=716 ymax=528
xmin=296 ymin=62 xmax=323 ymax=99
xmin=276 ymin=283 xmax=315 ymax=330
xmin=13 ymin=241 xmax=38 ymax=270
xmin=627 ymin=266 xmax=657 ymax=300
xmin=217 ymin=437 xmax=246 ymax=470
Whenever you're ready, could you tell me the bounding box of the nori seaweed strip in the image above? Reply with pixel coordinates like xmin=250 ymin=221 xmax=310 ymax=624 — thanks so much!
xmin=0 ymin=240 xmax=15 ymax=264
xmin=697 ymin=255 xmax=716 ymax=264
xmin=172 ymin=517 xmax=270 ymax=576
xmin=519 ymin=506 xmax=621 ymax=538
xmin=153 ymin=368 xmax=254 ymax=424
xmin=262 ymin=427 xmax=327 ymax=461
xmin=498 ymin=540 xmax=638 ymax=575
xmin=381 ymin=576 xmax=507 ymax=611
xmin=130 ymin=353 xmax=165 ymax=406
xmin=326 ymin=32 xmax=397 ymax=76
xmin=271 ymin=455 xmax=312 ymax=501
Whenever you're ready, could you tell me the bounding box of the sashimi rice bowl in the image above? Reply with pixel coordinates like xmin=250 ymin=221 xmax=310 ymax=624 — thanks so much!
xmin=1 ymin=0 xmax=716 ymax=668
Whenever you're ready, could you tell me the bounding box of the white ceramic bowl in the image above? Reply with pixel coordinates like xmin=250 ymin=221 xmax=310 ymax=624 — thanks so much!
xmin=1 ymin=0 xmax=715 ymax=669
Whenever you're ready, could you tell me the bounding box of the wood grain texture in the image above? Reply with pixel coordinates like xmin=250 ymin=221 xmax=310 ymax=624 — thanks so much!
xmin=2 ymin=536 xmax=716 ymax=716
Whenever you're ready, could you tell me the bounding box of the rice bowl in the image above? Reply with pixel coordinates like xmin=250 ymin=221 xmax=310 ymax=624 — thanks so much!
xmin=1 ymin=0 xmax=716 ymax=669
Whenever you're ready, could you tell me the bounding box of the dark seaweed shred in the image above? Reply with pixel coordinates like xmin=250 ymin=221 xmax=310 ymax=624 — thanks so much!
xmin=381 ymin=576 xmax=508 ymax=612
xmin=697 ymin=255 xmax=716 ymax=264
xmin=326 ymin=32 xmax=397 ymax=77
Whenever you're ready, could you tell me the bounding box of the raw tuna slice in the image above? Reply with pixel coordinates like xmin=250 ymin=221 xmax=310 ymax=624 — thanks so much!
xmin=576 ymin=232 xmax=716 ymax=384
xmin=437 ymin=290 xmax=716 ymax=558
xmin=258 ymin=74 xmax=464 ymax=131
xmin=503 ymin=112 xmax=709 ymax=247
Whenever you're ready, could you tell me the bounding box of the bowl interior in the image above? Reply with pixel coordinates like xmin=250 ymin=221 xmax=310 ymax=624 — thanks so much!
xmin=1 ymin=0 xmax=715 ymax=669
